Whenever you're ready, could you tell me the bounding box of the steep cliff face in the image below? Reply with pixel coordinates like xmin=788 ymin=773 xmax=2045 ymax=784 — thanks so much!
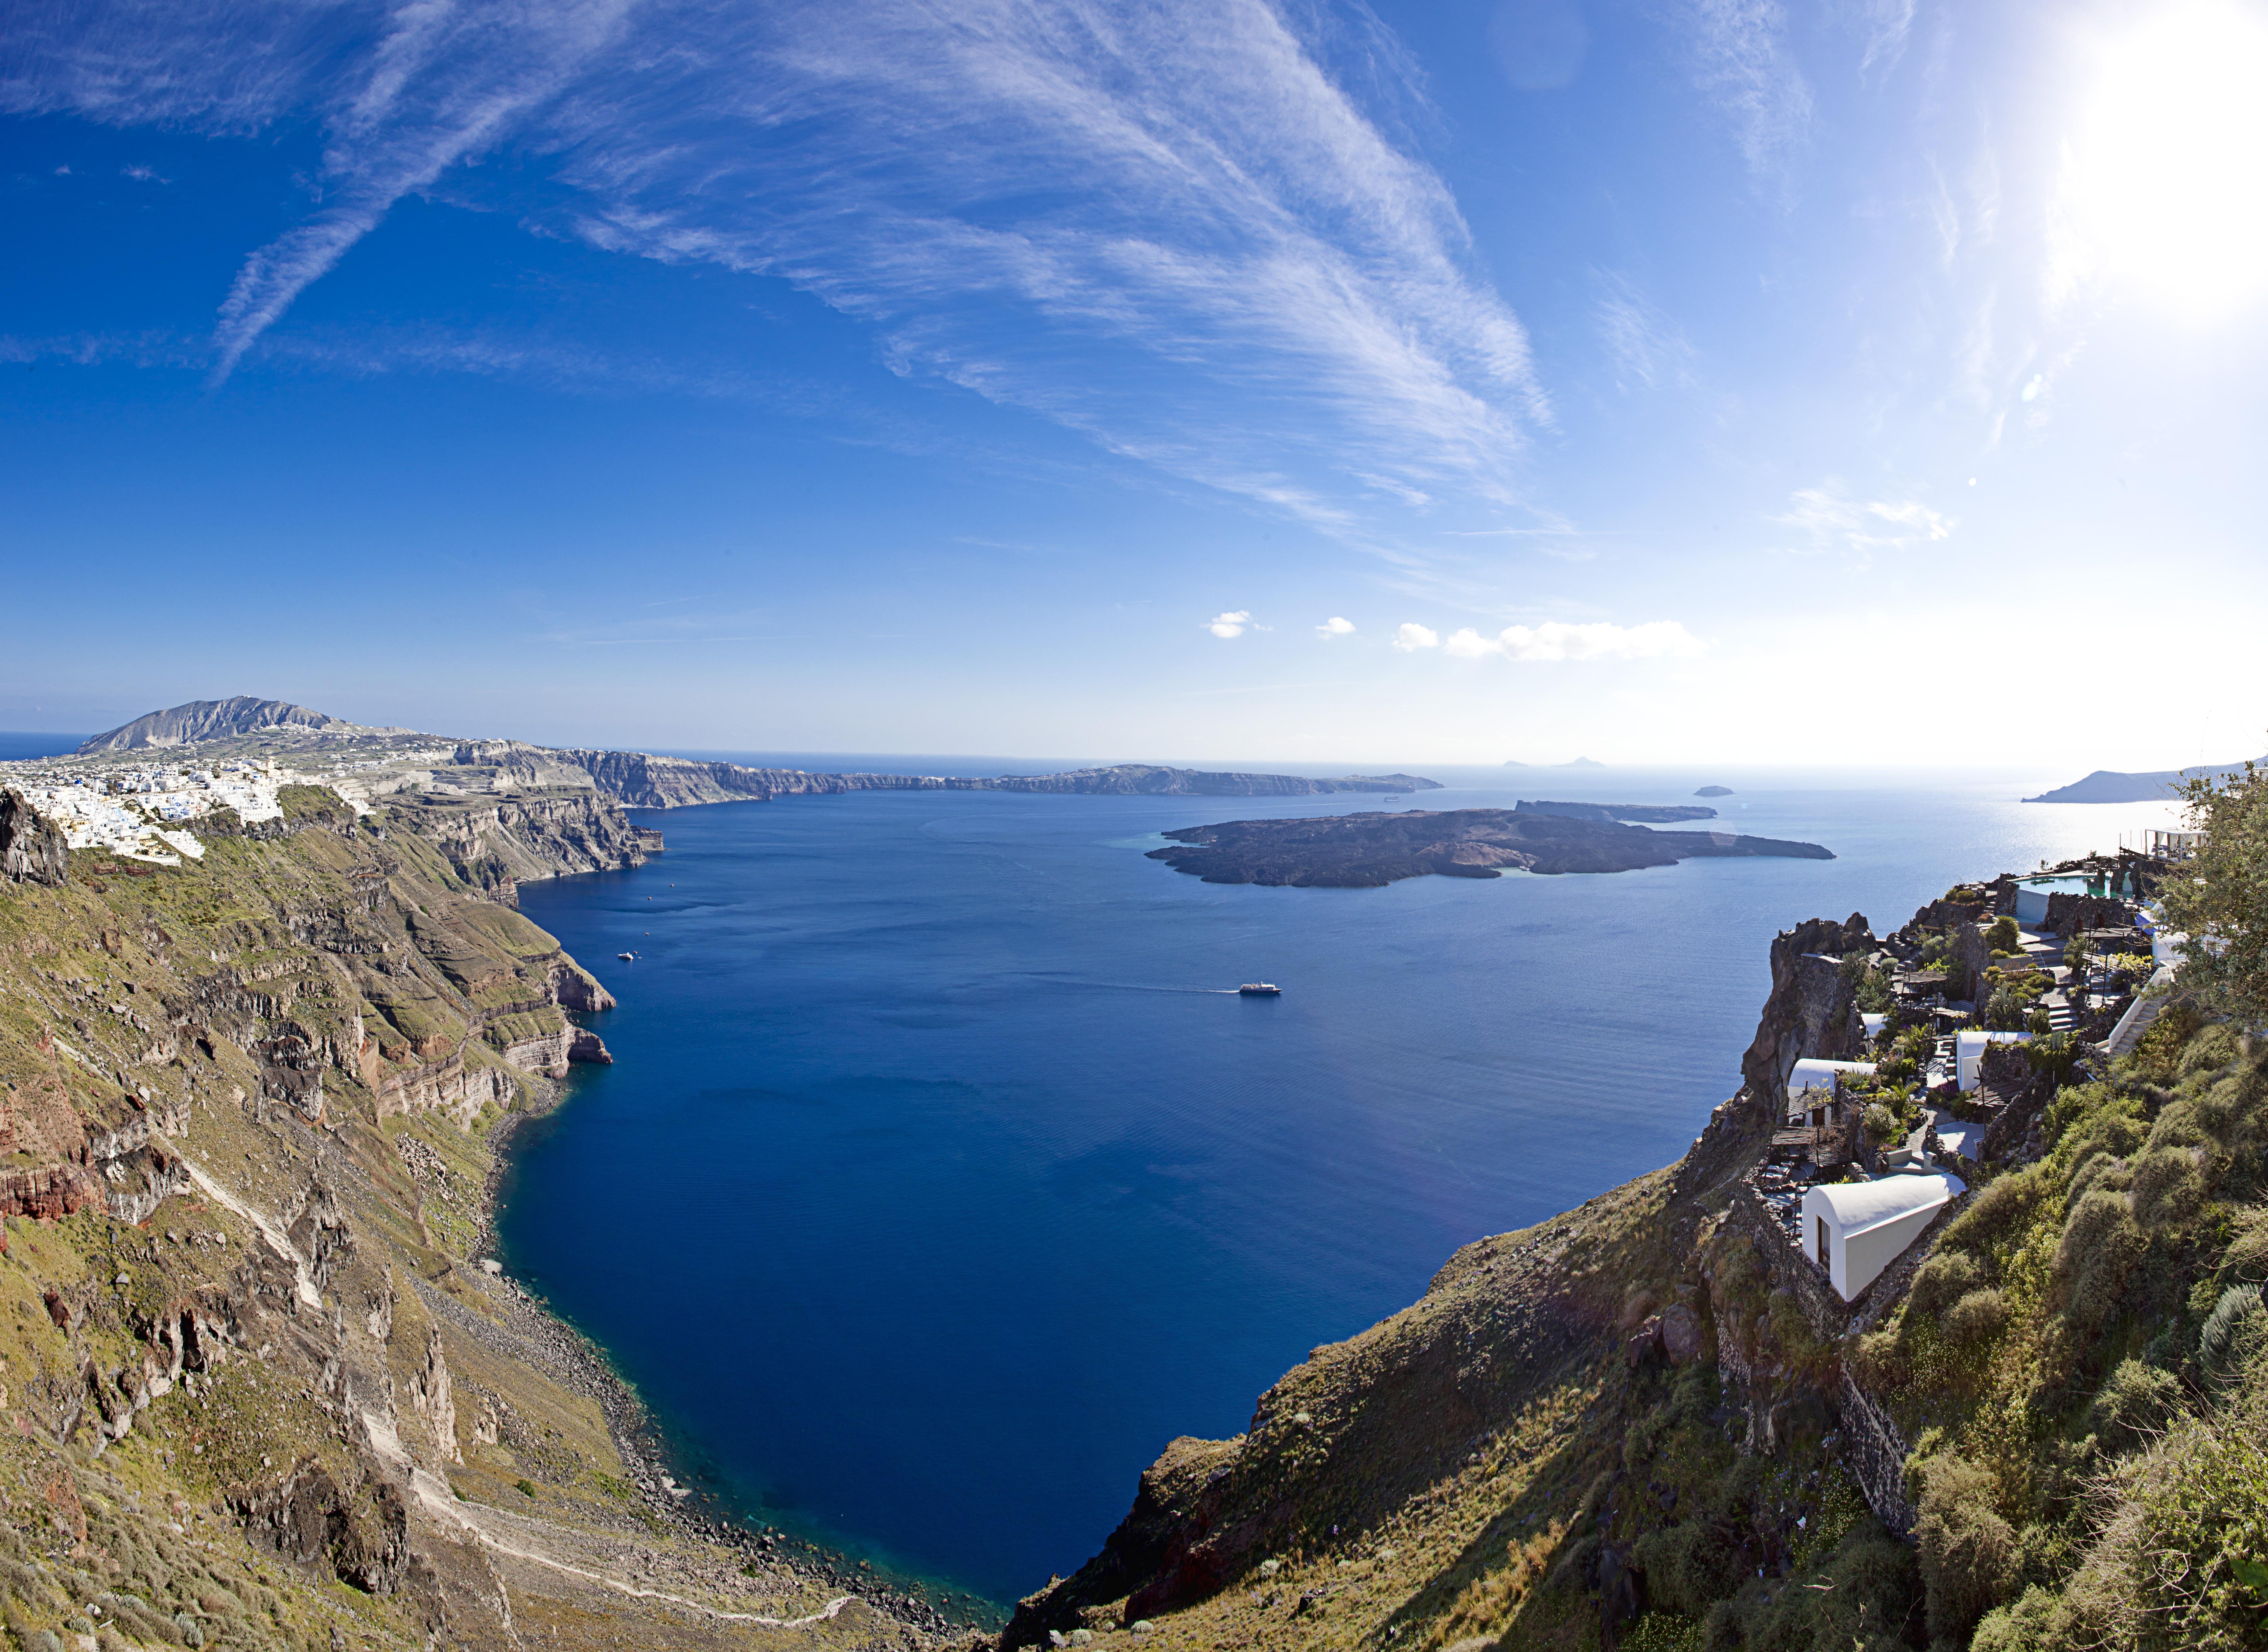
xmin=528 ymin=749 xmax=1441 ymax=808
xmin=0 ymin=788 xmax=950 ymax=1652
xmin=384 ymin=789 xmax=654 ymax=902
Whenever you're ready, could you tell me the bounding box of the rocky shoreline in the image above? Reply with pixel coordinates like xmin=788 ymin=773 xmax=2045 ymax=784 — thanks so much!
xmin=474 ymin=1069 xmax=1004 ymax=1642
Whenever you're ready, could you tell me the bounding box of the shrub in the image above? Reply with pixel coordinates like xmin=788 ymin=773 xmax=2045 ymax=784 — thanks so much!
xmin=2070 ymin=1352 xmax=2268 ymax=1648
xmin=1862 ymin=1102 xmax=1902 ymax=1147
xmin=1618 ymin=1613 xmax=1701 ymax=1652
xmin=2129 ymin=1144 xmax=2207 ymax=1233
xmin=1914 ymin=1455 xmax=2021 ymax=1645
xmin=2086 ymin=1359 xmax=2180 ymax=1453
xmin=1984 ymin=987 xmax=2030 ymax=1031
xmin=1743 ymin=1525 xmax=1914 ymax=1652
xmin=1969 ymin=1584 xmax=2058 ymax=1652
xmin=1633 ymin=1514 xmax=1744 ymax=1618
xmin=2179 ymin=1022 xmax=2243 ymax=1077
xmin=1944 ymin=1288 xmax=2010 ymax=1351
xmin=1909 ymin=1250 xmax=1984 ymax=1319
xmin=1943 ymin=1166 xmax=2051 ymax=1259
xmin=1847 ymin=1327 xmax=1908 ymax=1391
xmin=2064 ymin=1149 xmax=2131 ymax=1212
xmin=1986 ymin=915 xmax=2021 ymax=953
xmin=2025 ymin=1032 xmax=2080 ymax=1082
xmin=2057 ymin=1189 xmax=2146 ymax=1323
xmin=2200 ymin=1283 xmax=2266 ymax=1387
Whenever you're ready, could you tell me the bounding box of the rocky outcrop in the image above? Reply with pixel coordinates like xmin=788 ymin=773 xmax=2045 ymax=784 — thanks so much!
xmin=0 ymin=788 xmax=68 ymax=885
xmin=376 ymin=1053 xmax=518 ymax=1127
xmin=1148 ymin=808 xmax=1834 ymax=888
xmin=390 ymin=789 xmax=654 ymax=898
xmin=500 ymin=1025 xmax=611 ymax=1078
xmin=547 ymin=958 xmax=617 ymax=1013
xmin=410 ymin=1326 xmax=461 ymax=1465
xmin=1739 ymin=915 xmax=1871 ymax=1108
xmin=228 ymin=1457 xmax=409 ymax=1592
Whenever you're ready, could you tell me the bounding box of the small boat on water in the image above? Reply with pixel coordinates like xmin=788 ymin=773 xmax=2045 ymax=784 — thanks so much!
xmin=1238 ymin=982 xmax=1281 ymax=996
xmin=617 ymin=951 xmax=638 ymax=961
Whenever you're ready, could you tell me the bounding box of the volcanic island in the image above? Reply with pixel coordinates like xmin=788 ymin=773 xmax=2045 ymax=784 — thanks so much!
xmin=1145 ymin=805 xmax=1833 ymax=887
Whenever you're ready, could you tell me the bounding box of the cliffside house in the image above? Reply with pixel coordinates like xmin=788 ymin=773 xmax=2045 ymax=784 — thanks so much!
xmin=1786 ymin=1058 xmax=1877 ymax=1127
xmin=1955 ymin=1030 xmax=2029 ymax=1091
xmin=1800 ymin=1171 xmax=1967 ymax=1300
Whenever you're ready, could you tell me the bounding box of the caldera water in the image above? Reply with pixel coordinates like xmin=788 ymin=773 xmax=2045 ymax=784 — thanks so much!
xmin=499 ymin=764 xmax=2176 ymax=1604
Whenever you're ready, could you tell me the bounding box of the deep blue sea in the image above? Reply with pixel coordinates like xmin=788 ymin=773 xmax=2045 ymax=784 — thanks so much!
xmin=0 ymin=731 xmax=89 ymax=761
xmin=501 ymin=764 xmax=2179 ymax=1605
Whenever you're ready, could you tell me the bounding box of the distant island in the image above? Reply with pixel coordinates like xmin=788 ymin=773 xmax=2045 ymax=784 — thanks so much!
xmin=1145 ymin=807 xmax=1832 ymax=887
xmin=1696 ymin=784 xmax=1734 ymax=797
xmin=1515 ymin=798 xmax=1716 ymax=823
xmin=2023 ymin=756 xmax=2261 ymax=803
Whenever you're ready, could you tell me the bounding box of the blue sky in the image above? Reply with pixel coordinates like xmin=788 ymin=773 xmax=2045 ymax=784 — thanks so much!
xmin=5 ymin=0 xmax=2266 ymax=766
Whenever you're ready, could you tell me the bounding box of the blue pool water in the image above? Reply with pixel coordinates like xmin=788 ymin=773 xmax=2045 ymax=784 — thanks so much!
xmin=500 ymin=766 xmax=2177 ymax=1602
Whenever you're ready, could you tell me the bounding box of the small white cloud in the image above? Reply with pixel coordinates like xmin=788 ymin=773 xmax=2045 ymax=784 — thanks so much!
xmin=1774 ymin=482 xmax=1954 ymax=559
xmin=1391 ymin=622 xmax=1440 ymax=651
xmin=121 ymin=165 xmax=168 ymax=183
xmin=1315 ymin=616 xmax=1356 ymax=639
xmin=1206 ymin=610 xmax=1253 ymax=639
xmin=54 ymin=164 xmax=71 ymax=176
xmin=1432 ymin=620 xmax=1704 ymax=662
xmin=1864 ymin=499 xmax=1951 ymax=539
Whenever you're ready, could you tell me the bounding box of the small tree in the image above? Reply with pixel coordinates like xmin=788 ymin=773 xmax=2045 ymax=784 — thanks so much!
xmin=1984 ymin=914 xmax=2021 ymax=953
xmin=2160 ymin=754 xmax=2268 ymax=1021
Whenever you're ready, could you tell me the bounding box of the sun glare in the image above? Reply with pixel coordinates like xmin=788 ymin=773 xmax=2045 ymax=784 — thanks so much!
xmin=2061 ymin=0 xmax=2268 ymax=320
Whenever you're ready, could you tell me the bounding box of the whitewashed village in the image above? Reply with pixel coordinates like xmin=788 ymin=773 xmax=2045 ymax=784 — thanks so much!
xmin=1740 ymin=847 xmax=2192 ymax=1308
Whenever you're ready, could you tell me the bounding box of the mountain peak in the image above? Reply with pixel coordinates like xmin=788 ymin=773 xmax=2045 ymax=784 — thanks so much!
xmin=78 ymin=696 xmax=347 ymax=753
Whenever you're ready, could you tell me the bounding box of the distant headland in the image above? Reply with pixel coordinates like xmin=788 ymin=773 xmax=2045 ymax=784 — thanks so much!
xmin=1145 ymin=807 xmax=1832 ymax=887
xmin=2023 ymin=755 xmax=2261 ymax=803
xmin=62 ymin=697 xmax=1443 ymax=805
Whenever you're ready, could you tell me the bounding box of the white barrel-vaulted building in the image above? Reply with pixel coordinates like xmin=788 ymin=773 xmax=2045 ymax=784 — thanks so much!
xmin=1800 ymin=1171 xmax=1966 ymax=1300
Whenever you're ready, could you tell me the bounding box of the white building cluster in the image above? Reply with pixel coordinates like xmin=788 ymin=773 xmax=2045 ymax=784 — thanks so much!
xmin=7 ymin=760 xmax=287 ymax=865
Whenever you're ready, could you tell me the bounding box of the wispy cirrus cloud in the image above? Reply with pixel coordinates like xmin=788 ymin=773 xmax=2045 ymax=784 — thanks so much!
xmin=1593 ymin=271 xmax=1693 ymax=393
xmin=1678 ymin=0 xmax=1812 ymax=179
xmin=3 ymin=0 xmax=1548 ymax=534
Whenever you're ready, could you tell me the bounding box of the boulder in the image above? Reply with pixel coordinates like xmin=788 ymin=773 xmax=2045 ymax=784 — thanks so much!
xmin=1624 ymin=1316 xmax=1663 ymax=1368
xmin=1660 ymin=1304 xmax=1704 ymax=1364
xmin=0 ymin=790 xmax=67 ymax=886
